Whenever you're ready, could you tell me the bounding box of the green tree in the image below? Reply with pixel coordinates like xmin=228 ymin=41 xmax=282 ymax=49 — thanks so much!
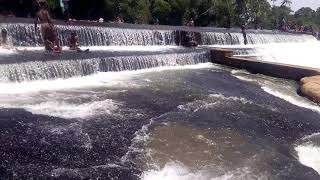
xmin=129 ymin=0 xmax=151 ymax=24
xmin=295 ymin=7 xmax=316 ymax=27
xmin=246 ymin=0 xmax=272 ymax=29
xmin=150 ymin=0 xmax=171 ymax=24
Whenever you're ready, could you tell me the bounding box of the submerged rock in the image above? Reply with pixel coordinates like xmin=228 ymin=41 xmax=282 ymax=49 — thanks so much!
xmin=300 ymin=76 xmax=320 ymax=104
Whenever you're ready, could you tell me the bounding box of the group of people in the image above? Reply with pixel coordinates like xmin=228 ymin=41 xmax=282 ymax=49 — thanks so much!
xmin=0 ymin=0 xmax=79 ymax=52
xmin=34 ymin=0 xmax=80 ymax=52
xmin=1 ymin=0 xmax=126 ymax=52
xmin=280 ymin=19 xmax=316 ymax=34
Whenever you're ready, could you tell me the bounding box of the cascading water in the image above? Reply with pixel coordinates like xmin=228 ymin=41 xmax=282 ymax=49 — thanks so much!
xmin=200 ymin=32 xmax=245 ymax=45
xmin=0 ymin=51 xmax=209 ymax=82
xmin=231 ymin=36 xmax=320 ymax=69
xmin=1 ymin=22 xmax=316 ymax=47
xmin=0 ymin=23 xmax=177 ymax=46
xmin=246 ymin=32 xmax=316 ymax=44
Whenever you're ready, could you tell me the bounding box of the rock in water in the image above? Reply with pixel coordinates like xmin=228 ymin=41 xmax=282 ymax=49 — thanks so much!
xmin=300 ymin=76 xmax=320 ymax=104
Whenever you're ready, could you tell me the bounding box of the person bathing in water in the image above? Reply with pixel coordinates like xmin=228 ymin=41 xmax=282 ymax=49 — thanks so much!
xmin=35 ymin=0 xmax=61 ymax=52
xmin=69 ymin=31 xmax=79 ymax=50
xmin=69 ymin=31 xmax=89 ymax=52
xmin=1 ymin=29 xmax=8 ymax=47
xmin=0 ymin=28 xmax=14 ymax=50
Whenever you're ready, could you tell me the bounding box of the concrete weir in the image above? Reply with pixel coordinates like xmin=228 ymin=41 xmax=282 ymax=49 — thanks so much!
xmin=210 ymin=48 xmax=320 ymax=104
xmin=0 ymin=18 xmax=319 ymax=104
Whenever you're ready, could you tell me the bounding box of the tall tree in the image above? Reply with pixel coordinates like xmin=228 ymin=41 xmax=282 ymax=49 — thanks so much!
xmin=150 ymin=0 xmax=171 ymax=24
xmin=281 ymin=0 xmax=292 ymax=7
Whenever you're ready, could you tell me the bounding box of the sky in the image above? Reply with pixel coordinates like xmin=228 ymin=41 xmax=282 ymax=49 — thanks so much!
xmin=269 ymin=0 xmax=320 ymax=11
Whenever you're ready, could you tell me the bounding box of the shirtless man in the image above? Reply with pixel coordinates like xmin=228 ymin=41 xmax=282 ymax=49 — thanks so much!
xmin=241 ymin=25 xmax=248 ymax=45
xmin=35 ymin=0 xmax=61 ymax=52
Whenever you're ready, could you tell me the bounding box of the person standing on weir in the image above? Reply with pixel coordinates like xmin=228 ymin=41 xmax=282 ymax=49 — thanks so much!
xmin=35 ymin=0 xmax=61 ymax=52
xmin=1 ymin=29 xmax=8 ymax=46
xmin=59 ymin=0 xmax=71 ymax=22
xmin=241 ymin=25 xmax=248 ymax=45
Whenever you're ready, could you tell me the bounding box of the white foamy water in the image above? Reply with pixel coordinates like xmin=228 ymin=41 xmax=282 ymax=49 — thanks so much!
xmin=231 ymin=70 xmax=320 ymax=114
xmin=0 ymin=47 xmax=16 ymax=55
xmin=0 ymin=63 xmax=214 ymax=94
xmin=296 ymin=144 xmax=320 ymax=173
xmin=206 ymin=38 xmax=320 ymax=69
xmin=142 ymin=163 xmax=208 ymax=180
xmin=0 ymin=45 xmax=182 ymax=55
xmin=296 ymin=133 xmax=320 ymax=174
xmin=252 ymin=41 xmax=320 ymax=69
xmin=262 ymin=86 xmax=320 ymax=114
xmin=231 ymin=41 xmax=320 ymax=69
xmin=10 ymin=99 xmax=119 ymax=119
xmin=178 ymin=93 xmax=254 ymax=113
xmin=142 ymin=162 xmax=266 ymax=180
xmin=0 ymin=64 xmax=215 ymax=119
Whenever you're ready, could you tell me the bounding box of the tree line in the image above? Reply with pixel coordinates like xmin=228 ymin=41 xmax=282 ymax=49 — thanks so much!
xmin=1 ymin=0 xmax=320 ymax=30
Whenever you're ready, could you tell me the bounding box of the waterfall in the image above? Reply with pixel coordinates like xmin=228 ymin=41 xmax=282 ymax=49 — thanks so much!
xmin=1 ymin=22 xmax=316 ymax=47
xmin=246 ymin=32 xmax=316 ymax=44
xmin=1 ymin=21 xmax=317 ymax=81
xmin=200 ymin=32 xmax=244 ymax=45
xmin=200 ymin=31 xmax=316 ymax=45
xmin=0 ymin=23 xmax=177 ymax=46
xmin=0 ymin=51 xmax=210 ymax=82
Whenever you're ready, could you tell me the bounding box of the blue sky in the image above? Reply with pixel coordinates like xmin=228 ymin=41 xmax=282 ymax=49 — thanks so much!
xmin=269 ymin=0 xmax=320 ymax=11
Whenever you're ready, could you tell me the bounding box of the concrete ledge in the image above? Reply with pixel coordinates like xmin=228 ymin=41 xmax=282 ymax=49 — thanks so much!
xmin=210 ymin=48 xmax=320 ymax=81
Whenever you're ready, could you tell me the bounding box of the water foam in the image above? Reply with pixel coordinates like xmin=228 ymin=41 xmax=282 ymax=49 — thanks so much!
xmin=231 ymin=70 xmax=320 ymax=114
xmin=253 ymin=42 xmax=320 ymax=69
xmin=51 ymin=168 xmax=82 ymax=178
xmin=121 ymin=118 xmax=155 ymax=164
xmin=0 ymin=47 xmax=16 ymax=55
xmin=25 ymin=99 xmax=119 ymax=119
xmin=0 ymin=99 xmax=120 ymax=119
xmin=178 ymin=93 xmax=253 ymax=113
xmin=0 ymin=63 xmax=214 ymax=94
xmin=295 ymin=144 xmax=320 ymax=173
xmin=262 ymin=86 xmax=320 ymax=114
xmin=142 ymin=162 xmax=266 ymax=180
xmin=295 ymin=133 xmax=320 ymax=174
xmin=221 ymin=41 xmax=320 ymax=69
xmin=142 ymin=163 xmax=208 ymax=180
xmin=11 ymin=45 xmax=182 ymax=52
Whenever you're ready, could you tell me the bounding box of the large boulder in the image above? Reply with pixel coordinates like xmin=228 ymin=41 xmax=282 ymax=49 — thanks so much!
xmin=300 ymin=76 xmax=320 ymax=104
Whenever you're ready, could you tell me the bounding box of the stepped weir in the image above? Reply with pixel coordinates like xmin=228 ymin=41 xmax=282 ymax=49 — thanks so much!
xmin=0 ymin=18 xmax=315 ymax=47
xmin=0 ymin=18 xmax=317 ymax=82
xmin=1 ymin=18 xmax=320 ymax=180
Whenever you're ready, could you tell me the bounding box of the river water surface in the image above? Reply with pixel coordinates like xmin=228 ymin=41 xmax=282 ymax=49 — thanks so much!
xmin=0 ymin=63 xmax=320 ymax=179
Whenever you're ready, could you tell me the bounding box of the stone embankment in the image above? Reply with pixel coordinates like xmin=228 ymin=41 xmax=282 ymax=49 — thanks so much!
xmin=300 ymin=76 xmax=320 ymax=104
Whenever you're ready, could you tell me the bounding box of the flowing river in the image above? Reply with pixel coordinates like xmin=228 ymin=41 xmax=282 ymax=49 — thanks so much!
xmin=0 ymin=22 xmax=319 ymax=179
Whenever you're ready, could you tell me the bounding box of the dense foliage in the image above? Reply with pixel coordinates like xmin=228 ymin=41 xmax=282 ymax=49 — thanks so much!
xmin=1 ymin=0 xmax=320 ymax=30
